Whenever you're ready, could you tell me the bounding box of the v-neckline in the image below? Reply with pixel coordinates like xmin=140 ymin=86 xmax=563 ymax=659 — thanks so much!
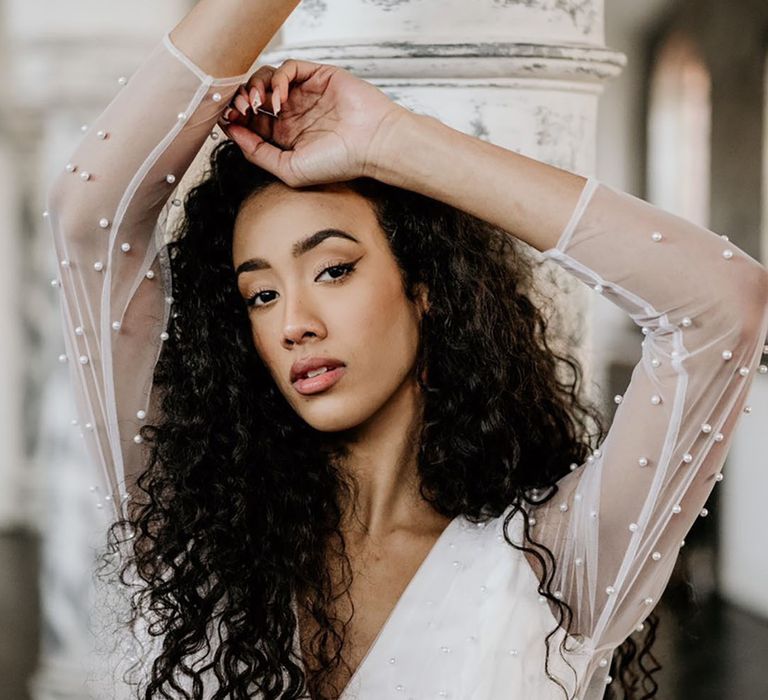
xmin=293 ymin=512 xmax=465 ymax=699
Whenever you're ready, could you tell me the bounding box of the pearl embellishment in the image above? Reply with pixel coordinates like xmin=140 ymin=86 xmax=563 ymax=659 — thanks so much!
xmin=650 ymin=394 xmax=662 ymax=405
xmin=121 ymin=243 xmax=131 ymax=253
xmin=166 ymin=174 xmax=177 ymax=184
xmin=722 ymin=249 xmax=733 ymax=259
xmin=111 ymin=321 xmax=121 ymax=331
xmin=721 ymin=350 xmax=732 ymax=361
xmin=651 ymin=551 xmax=661 ymax=561
xmin=93 ymin=261 xmax=104 ymax=271
xmin=651 ymin=232 xmax=663 ymax=242
xmin=681 ymin=317 xmax=692 ymax=327
xmin=99 ymin=218 xmax=110 ymax=229
xmin=80 ymin=171 xmax=91 ymax=181
xmin=137 ymin=410 xmax=146 ymax=420
xmin=682 ymin=453 xmax=693 ymax=463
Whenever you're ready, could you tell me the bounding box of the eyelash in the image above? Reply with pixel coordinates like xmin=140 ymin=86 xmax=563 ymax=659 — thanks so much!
xmin=244 ymin=261 xmax=358 ymax=309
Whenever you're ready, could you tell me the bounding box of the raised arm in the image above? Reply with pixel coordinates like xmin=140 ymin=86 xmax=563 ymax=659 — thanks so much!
xmin=46 ymin=0 xmax=301 ymax=521
xmin=371 ymin=112 xmax=768 ymax=661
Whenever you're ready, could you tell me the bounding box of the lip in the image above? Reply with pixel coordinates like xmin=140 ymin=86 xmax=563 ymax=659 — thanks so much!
xmin=290 ymin=356 xmax=346 ymax=384
xmin=292 ymin=365 xmax=347 ymax=396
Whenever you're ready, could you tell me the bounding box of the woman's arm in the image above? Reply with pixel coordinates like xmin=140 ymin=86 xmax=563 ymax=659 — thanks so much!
xmin=372 ymin=112 xmax=768 ymax=658
xmin=46 ymin=1 xmax=300 ymax=521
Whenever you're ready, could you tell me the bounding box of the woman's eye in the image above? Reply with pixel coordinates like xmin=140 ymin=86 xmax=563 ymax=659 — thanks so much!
xmin=316 ymin=262 xmax=356 ymax=283
xmin=245 ymin=289 xmax=277 ymax=308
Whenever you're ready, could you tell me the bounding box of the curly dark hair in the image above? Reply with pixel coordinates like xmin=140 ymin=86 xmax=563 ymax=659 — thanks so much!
xmin=97 ymin=139 xmax=662 ymax=699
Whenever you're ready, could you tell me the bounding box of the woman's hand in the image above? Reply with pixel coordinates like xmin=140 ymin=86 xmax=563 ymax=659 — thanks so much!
xmin=219 ymin=59 xmax=410 ymax=187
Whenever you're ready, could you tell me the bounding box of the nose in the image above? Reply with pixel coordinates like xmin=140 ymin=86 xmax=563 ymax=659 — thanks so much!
xmin=281 ymin=295 xmax=326 ymax=348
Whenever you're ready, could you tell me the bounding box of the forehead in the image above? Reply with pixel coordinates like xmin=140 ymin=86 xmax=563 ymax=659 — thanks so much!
xmin=232 ymin=183 xmax=381 ymax=261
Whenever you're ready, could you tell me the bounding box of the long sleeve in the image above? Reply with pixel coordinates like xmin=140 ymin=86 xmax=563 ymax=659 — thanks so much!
xmin=535 ymin=177 xmax=768 ymax=664
xmin=45 ymin=35 xmax=250 ymax=522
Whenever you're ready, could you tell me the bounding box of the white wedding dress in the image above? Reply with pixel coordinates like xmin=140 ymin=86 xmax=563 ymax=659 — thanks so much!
xmin=45 ymin=32 xmax=768 ymax=700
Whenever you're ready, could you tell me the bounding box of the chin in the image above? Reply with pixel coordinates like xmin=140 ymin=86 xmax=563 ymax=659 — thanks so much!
xmin=293 ymin=396 xmax=375 ymax=433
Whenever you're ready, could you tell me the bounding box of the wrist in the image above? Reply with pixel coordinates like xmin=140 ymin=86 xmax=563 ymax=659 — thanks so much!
xmin=363 ymin=108 xmax=436 ymax=187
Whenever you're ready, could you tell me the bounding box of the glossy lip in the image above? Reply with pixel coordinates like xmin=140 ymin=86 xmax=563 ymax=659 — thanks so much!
xmin=289 ymin=356 xmax=346 ymax=383
xmin=293 ymin=366 xmax=347 ymax=396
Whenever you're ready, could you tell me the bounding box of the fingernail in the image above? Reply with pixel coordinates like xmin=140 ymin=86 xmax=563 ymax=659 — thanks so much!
xmin=272 ymin=91 xmax=280 ymax=116
xmin=234 ymin=94 xmax=250 ymax=116
xmin=222 ymin=107 xmax=234 ymax=122
xmin=249 ymin=87 xmax=262 ymax=111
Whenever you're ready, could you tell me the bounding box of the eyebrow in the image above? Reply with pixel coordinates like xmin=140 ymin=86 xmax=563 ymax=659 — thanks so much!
xmin=235 ymin=228 xmax=361 ymax=277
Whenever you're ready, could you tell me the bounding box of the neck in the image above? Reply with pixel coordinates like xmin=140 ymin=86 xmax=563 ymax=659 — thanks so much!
xmin=335 ymin=375 xmax=433 ymax=540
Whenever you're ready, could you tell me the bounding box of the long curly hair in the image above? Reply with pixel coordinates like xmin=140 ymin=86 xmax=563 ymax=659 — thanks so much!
xmin=98 ymin=139 xmax=661 ymax=699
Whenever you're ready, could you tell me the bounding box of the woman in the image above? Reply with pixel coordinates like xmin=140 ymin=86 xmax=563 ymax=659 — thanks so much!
xmin=45 ymin=0 xmax=768 ymax=698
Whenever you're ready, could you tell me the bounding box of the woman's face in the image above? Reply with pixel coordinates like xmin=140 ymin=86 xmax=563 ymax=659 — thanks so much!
xmin=232 ymin=182 xmax=427 ymax=432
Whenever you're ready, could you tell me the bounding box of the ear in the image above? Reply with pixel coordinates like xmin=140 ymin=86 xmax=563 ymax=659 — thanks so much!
xmin=414 ymin=282 xmax=431 ymax=318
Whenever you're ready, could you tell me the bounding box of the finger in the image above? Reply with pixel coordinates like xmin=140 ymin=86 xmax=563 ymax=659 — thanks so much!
xmin=270 ymin=59 xmax=324 ymax=114
xmin=245 ymin=65 xmax=277 ymax=112
xmin=225 ymin=123 xmax=294 ymax=184
xmin=234 ymin=85 xmax=251 ymax=117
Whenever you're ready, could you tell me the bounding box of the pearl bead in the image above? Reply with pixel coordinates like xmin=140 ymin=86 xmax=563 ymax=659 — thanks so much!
xmin=58 ymin=353 xmax=67 ymax=363
xmin=700 ymin=508 xmax=709 ymax=517
xmin=575 ymin=557 xmax=583 ymax=566
xmin=569 ymin=462 xmax=577 ymax=471
xmin=389 ymin=657 xmax=396 ymax=664
xmin=590 ymin=510 xmax=598 ymax=519
xmin=395 ymin=685 xmax=403 ymax=691
xmin=720 ymin=234 xmax=729 ymax=241
xmin=641 ymin=326 xmax=650 ymax=335
xmin=210 ymin=132 xmax=219 ymax=140
xmin=80 ymin=124 xmax=88 ymax=132
xmin=452 ymin=560 xmax=461 ymax=568
xmin=137 ymin=410 xmax=146 ymax=420
xmin=739 ymin=367 xmax=750 ymax=376
xmin=672 ymin=504 xmax=681 ymax=514
xmin=65 ymin=163 xmax=76 ymax=173
xmin=721 ymin=350 xmax=733 ymax=361
xmin=628 ymin=522 xmax=638 ymax=532
xmin=593 ymin=284 xmax=604 ymax=294
xmin=574 ymin=492 xmax=582 ymax=501
xmin=554 ymin=590 xmax=562 ymax=599
xmin=651 ymin=551 xmax=661 ymax=561
xmin=42 ymin=210 xmax=49 ymax=218
xmin=93 ymin=261 xmax=104 ymax=271
xmin=682 ymin=453 xmax=693 ymax=463
xmin=74 ymin=326 xmax=84 ymax=335
xmin=84 ymin=423 xmax=93 ymax=430
xmin=528 ymin=516 xmax=536 ymax=526
xmin=112 ymin=321 xmax=121 ymax=331
xmin=744 ymin=405 xmax=752 ymax=414
xmin=638 ymin=456 xmax=649 ymax=467
xmin=96 ymin=503 xmax=103 ymax=509
xmin=80 ymin=171 xmax=91 ymax=181
xmin=759 ymin=365 xmax=767 ymax=374
xmin=166 ymin=174 xmax=176 ymax=184
xmin=99 ymin=218 xmax=110 ymax=229
xmin=681 ymin=316 xmax=692 ymax=327
xmin=559 ymin=503 xmax=568 ymax=512
xmin=79 ymin=355 xmax=89 ymax=365
xmin=97 ymin=130 xmax=108 ymax=140
xmin=538 ymin=595 xmax=546 ymax=604
xmin=598 ymin=659 xmax=608 ymax=668
xmin=651 ymin=358 xmax=661 ymax=368
xmin=605 ymin=586 xmax=615 ymax=595
xmin=89 ymin=485 xmax=96 ymax=492
xmin=605 ymin=675 xmax=613 ymax=684
xmin=650 ymin=394 xmax=662 ymax=405
xmin=133 ymin=434 xmax=143 ymax=444
xmin=145 ymin=270 xmax=155 ymax=279
xmin=160 ymin=331 xmax=169 ymax=341
xmin=681 ymin=539 xmax=686 ymax=547
xmin=715 ymin=473 xmax=724 ymax=482
xmin=177 ymin=112 xmax=187 ymax=121
xmin=212 ymin=92 xmax=222 ymax=102
xmin=714 ymin=432 xmax=723 ymax=442
xmin=701 ymin=423 xmax=712 ymax=433
xmin=637 ymin=623 xmax=645 ymax=632
xmin=117 ymin=76 xmax=128 ymax=86
xmin=508 ymin=649 xmax=519 ymax=656
xmin=50 ymin=278 xmax=60 ymax=288
xmin=644 ymin=597 xmax=654 ymax=605
xmin=172 ymin=198 xmax=182 ymax=207
xmin=614 ymin=394 xmax=623 ymax=404
xmin=60 ymin=259 xmax=70 ymax=268
xmin=722 ymin=249 xmax=733 ymax=259
xmin=121 ymin=242 xmax=131 ymax=253
xmin=651 ymin=232 xmax=663 ymax=242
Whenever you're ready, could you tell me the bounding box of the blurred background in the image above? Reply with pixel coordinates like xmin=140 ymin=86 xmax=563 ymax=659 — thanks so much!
xmin=1 ymin=0 xmax=768 ymax=698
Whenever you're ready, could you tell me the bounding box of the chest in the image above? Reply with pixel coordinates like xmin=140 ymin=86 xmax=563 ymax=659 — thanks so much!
xmin=296 ymin=527 xmax=448 ymax=698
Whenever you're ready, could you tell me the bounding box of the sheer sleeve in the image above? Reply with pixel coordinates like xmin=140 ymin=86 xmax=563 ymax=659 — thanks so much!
xmin=45 ymin=34 xmax=250 ymax=522
xmin=535 ymin=177 xmax=768 ymax=659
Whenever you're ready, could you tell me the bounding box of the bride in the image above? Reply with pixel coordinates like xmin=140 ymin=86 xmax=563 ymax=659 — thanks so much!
xmin=46 ymin=0 xmax=768 ymax=698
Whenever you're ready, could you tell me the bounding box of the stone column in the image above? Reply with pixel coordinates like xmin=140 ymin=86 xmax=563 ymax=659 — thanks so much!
xmin=262 ymin=0 xmax=626 ymax=389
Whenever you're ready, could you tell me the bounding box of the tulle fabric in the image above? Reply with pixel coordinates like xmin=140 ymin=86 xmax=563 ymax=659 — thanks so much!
xmin=46 ymin=32 xmax=768 ymax=699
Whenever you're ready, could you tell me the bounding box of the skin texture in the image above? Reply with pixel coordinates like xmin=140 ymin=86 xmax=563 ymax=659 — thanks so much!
xmin=232 ymin=182 xmax=435 ymax=538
